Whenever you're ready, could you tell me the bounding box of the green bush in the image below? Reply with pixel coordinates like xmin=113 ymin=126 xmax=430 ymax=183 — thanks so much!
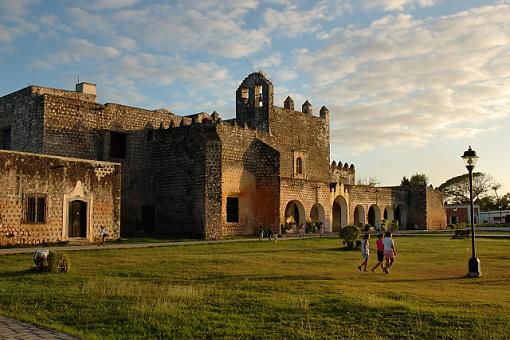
xmin=47 ymin=251 xmax=70 ymax=273
xmin=339 ymin=225 xmax=360 ymax=249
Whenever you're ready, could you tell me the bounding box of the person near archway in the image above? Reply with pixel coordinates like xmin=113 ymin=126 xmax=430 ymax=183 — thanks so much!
xmin=383 ymin=231 xmax=397 ymax=274
xmin=370 ymin=233 xmax=385 ymax=273
xmin=358 ymin=233 xmax=370 ymax=272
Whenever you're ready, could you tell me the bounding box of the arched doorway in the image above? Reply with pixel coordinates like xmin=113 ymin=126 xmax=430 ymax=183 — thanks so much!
xmin=310 ymin=203 xmax=325 ymax=224
xmin=353 ymin=205 xmax=365 ymax=228
xmin=368 ymin=205 xmax=381 ymax=228
xmin=332 ymin=195 xmax=348 ymax=232
xmin=285 ymin=200 xmax=306 ymax=227
xmin=68 ymin=200 xmax=87 ymax=238
xmin=395 ymin=203 xmax=407 ymax=229
xmin=383 ymin=206 xmax=394 ymax=221
xmin=63 ymin=181 xmax=93 ymax=241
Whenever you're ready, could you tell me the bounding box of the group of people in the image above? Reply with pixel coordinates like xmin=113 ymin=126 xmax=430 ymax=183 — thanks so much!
xmin=359 ymin=231 xmax=396 ymax=274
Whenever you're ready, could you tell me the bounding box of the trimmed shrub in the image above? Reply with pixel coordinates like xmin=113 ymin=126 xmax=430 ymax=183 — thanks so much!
xmin=339 ymin=224 xmax=360 ymax=249
xmin=48 ymin=251 xmax=70 ymax=273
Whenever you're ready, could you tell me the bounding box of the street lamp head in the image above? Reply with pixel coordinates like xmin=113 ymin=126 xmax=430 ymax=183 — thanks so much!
xmin=462 ymin=146 xmax=478 ymax=170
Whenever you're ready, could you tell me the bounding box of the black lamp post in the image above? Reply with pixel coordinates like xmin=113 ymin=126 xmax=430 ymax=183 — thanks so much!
xmin=462 ymin=146 xmax=481 ymax=277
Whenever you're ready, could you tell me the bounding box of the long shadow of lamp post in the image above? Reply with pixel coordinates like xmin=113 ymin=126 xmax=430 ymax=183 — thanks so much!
xmin=462 ymin=146 xmax=481 ymax=278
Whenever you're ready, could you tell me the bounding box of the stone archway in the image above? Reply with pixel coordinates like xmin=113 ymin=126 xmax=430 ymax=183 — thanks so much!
xmin=353 ymin=205 xmax=365 ymax=228
xmin=395 ymin=203 xmax=407 ymax=229
xmin=368 ymin=204 xmax=381 ymax=228
xmin=284 ymin=200 xmax=306 ymax=227
xmin=383 ymin=206 xmax=394 ymax=221
xmin=310 ymin=203 xmax=325 ymax=224
xmin=332 ymin=195 xmax=348 ymax=232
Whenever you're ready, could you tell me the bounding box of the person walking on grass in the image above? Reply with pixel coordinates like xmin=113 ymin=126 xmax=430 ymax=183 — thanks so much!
xmin=358 ymin=233 xmax=370 ymax=272
xmin=383 ymin=231 xmax=397 ymax=274
xmin=371 ymin=233 xmax=385 ymax=273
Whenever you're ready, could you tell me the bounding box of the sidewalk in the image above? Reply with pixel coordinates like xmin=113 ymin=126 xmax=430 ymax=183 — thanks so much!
xmin=0 ymin=316 xmax=79 ymax=339
xmin=1 ymin=231 xmax=509 ymax=256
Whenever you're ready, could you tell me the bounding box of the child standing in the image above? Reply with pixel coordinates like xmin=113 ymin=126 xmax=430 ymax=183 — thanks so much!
xmin=358 ymin=233 xmax=370 ymax=272
xmin=383 ymin=231 xmax=397 ymax=274
xmin=370 ymin=233 xmax=385 ymax=273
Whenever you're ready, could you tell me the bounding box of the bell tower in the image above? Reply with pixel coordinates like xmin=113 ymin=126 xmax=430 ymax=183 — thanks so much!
xmin=235 ymin=72 xmax=273 ymax=132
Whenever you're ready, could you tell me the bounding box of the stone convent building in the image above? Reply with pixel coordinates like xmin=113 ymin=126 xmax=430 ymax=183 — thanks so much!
xmin=0 ymin=72 xmax=446 ymax=244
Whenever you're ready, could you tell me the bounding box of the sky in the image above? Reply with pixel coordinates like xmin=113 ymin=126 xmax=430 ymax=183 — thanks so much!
xmin=1 ymin=0 xmax=509 ymax=195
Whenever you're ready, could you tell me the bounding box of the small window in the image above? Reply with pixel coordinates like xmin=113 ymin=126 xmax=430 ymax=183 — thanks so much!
xmin=110 ymin=131 xmax=127 ymax=159
xmin=25 ymin=195 xmax=46 ymax=223
xmin=226 ymin=197 xmax=239 ymax=223
xmin=1 ymin=127 xmax=11 ymax=150
xmin=241 ymin=87 xmax=249 ymax=103
xmin=296 ymin=157 xmax=303 ymax=175
xmin=254 ymin=85 xmax=263 ymax=107
xmin=147 ymin=129 xmax=154 ymax=141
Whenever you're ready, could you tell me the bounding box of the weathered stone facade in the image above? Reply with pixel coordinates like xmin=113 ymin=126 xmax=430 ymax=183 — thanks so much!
xmin=0 ymin=150 xmax=120 ymax=246
xmin=0 ymin=72 xmax=446 ymax=242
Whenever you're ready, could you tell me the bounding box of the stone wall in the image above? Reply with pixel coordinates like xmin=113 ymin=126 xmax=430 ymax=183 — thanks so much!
xmin=0 ymin=150 xmax=120 ymax=246
xmin=0 ymin=87 xmax=45 ymax=153
xmin=426 ymin=187 xmax=447 ymax=229
xmin=216 ymin=123 xmax=280 ymax=236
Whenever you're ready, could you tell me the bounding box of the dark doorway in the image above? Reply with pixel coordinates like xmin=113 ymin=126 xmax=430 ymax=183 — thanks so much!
xmin=368 ymin=206 xmax=376 ymax=227
xmin=395 ymin=206 xmax=401 ymax=224
xmin=142 ymin=205 xmax=156 ymax=233
xmin=69 ymin=200 xmax=87 ymax=238
xmin=332 ymin=201 xmax=341 ymax=232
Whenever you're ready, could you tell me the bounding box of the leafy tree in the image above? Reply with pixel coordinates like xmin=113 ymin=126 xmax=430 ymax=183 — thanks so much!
xmin=438 ymin=172 xmax=497 ymax=203
xmin=356 ymin=177 xmax=380 ymax=186
xmin=410 ymin=173 xmax=428 ymax=187
xmin=339 ymin=225 xmax=360 ymax=249
xmin=401 ymin=174 xmax=428 ymax=187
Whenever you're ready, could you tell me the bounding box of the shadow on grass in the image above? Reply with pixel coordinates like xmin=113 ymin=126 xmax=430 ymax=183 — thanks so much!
xmin=0 ymin=268 xmax=42 ymax=279
xmin=385 ymin=275 xmax=468 ymax=283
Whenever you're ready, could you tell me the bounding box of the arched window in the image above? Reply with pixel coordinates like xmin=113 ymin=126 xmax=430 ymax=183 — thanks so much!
xmin=241 ymin=87 xmax=248 ymax=103
xmin=296 ymin=157 xmax=303 ymax=175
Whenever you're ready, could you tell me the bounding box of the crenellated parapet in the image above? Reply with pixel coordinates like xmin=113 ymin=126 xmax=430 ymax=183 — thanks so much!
xmin=330 ymin=160 xmax=355 ymax=185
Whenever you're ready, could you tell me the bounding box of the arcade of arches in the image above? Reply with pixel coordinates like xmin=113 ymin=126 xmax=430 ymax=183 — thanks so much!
xmin=284 ymin=198 xmax=409 ymax=232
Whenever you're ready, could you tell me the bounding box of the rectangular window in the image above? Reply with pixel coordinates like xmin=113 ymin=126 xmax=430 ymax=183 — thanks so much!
xmin=226 ymin=197 xmax=239 ymax=223
xmin=25 ymin=195 xmax=46 ymax=223
xmin=110 ymin=131 xmax=127 ymax=159
xmin=1 ymin=127 xmax=11 ymax=150
xmin=147 ymin=129 xmax=154 ymax=141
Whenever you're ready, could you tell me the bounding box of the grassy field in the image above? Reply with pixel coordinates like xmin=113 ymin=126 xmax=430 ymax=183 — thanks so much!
xmin=0 ymin=236 xmax=509 ymax=339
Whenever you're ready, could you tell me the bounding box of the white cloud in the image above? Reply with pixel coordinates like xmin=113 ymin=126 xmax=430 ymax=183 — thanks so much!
xmin=89 ymin=0 xmax=139 ymax=10
xmin=362 ymin=0 xmax=439 ymax=12
xmin=295 ymin=4 xmax=510 ymax=151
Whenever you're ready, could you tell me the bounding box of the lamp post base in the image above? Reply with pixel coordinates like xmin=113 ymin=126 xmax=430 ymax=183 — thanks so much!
xmin=468 ymin=257 xmax=481 ymax=278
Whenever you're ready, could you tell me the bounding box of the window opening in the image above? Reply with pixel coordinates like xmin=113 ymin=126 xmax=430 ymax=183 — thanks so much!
xmin=226 ymin=197 xmax=239 ymax=223
xmin=147 ymin=129 xmax=154 ymax=141
xmin=296 ymin=157 xmax=303 ymax=175
xmin=110 ymin=131 xmax=127 ymax=158
xmin=1 ymin=127 xmax=11 ymax=150
xmin=255 ymin=85 xmax=263 ymax=107
xmin=241 ymin=87 xmax=249 ymax=103
xmin=25 ymin=195 xmax=46 ymax=223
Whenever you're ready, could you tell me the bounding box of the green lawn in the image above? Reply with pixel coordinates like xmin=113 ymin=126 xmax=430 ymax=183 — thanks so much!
xmin=0 ymin=236 xmax=509 ymax=339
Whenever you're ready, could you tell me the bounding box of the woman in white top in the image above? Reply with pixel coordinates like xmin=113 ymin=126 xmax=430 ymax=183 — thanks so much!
xmin=358 ymin=233 xmax=370 ymax=272
xmin=383 ymin=231 xmax=397 ymax=274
